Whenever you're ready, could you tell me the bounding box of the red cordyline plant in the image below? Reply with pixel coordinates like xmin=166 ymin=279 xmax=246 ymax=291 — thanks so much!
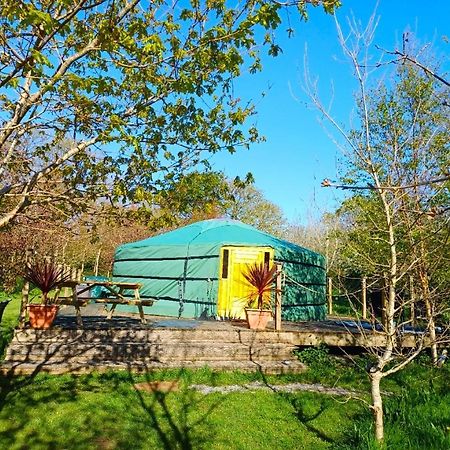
xmin=243 ymin=263 xmax=278 ymax=310
xmin=25 ymin=259 xmax=71 ymax=305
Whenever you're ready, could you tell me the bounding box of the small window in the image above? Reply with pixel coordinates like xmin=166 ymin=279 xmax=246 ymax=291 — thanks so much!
xmin=222 ymin=249 xmax=229 ymax=279
xmin=264 ymin=251 xmax=270 ymax=269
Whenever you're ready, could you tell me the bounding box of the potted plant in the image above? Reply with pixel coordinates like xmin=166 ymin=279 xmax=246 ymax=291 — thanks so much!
xmin=25 ymin=259 xmax=71 ymax=329
xmin=243 ymin=263 xmax=277 ymax=330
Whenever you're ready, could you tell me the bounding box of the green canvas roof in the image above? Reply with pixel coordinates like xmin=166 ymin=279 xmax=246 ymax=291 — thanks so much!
xmin=116 ymin=219 xmax=324 ymax=267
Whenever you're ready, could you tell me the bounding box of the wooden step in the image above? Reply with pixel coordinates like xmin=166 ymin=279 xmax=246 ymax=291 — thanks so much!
xmin=2 ymin=325 xmax=305 ymax=375
xmin=11 ymin=328 xmax=297 ymax=345
xmin=1 ymin=358 xmax=305 ymax=376
xmin=5 ymin=341 xmax=296 ymax=362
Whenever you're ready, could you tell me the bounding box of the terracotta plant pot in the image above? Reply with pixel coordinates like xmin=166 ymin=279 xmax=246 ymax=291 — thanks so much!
xmin=245 ymin=308 xmax=272 ymax=330
xmin=28 ymin=304 xmax=59 ymax=329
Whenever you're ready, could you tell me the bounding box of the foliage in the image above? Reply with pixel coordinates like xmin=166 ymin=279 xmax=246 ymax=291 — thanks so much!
xmin=328 ymin=59 xmax=450 ymax=288
xmin=243 ymin=262 xmax=277 ymax=310
xmin=62 ymin=207 xmax=152 ymax=274
xmin=24 ymin=259 xmax=71 ymax=304
xmin=0 ymin=0 xmax=339 ymax=230
xmin=226 ymin=181 xmax=287 ymax=237
xmin=295 ymin=344 xmax=332 ymax=366
xmin=0 ymin=172 xmax=289 ymax=289
xmin=332 ymin=62 xmax=450 ymax=348
xmin=151 ymin=170 xmax=288 ymax=236
xmin=144 ymin=171 xmax=232 ymax=230
xmin=0 ymin=204 xmax=70 ymax=291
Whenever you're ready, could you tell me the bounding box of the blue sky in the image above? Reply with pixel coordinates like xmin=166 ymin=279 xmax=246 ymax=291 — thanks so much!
xmin=210 ymin=0 xmax=450 ymax=224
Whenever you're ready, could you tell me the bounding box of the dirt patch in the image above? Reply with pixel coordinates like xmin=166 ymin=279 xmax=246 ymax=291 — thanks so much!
xmin=190 ymin=381 xmax=361 ymax=397
xmin=94 ymin=437 xmax=117 ymax=450
xmin=134 ymin=380 xmax=180 ymax=393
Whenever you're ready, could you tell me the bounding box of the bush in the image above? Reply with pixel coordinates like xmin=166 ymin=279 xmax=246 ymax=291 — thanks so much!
xmin=294 ymin=344 xmax=337 ymax=379
xmin=295 ymin=344 xmax=332 ymax=366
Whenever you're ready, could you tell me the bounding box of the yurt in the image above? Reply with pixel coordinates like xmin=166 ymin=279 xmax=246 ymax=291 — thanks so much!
xmin=112 ymin=219 xmax=326 ymax=321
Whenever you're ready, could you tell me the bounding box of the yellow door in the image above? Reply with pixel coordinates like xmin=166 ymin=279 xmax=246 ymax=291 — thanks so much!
xmin=217 ymin=246 xmax=274 ymax=319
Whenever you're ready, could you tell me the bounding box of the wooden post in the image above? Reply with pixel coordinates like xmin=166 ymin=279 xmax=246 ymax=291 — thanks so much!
xmin=327 ymin=277 xmax=333 ymax=315
xmin=409 ymin=275 xmax=415 ymax=326
xmin=275 ymin=264 xmax=282 ymax=331
xmin=362 ymin=277 xmax=367 ymax=320
xmin=19 ymin=249 xmax=33 ymax=328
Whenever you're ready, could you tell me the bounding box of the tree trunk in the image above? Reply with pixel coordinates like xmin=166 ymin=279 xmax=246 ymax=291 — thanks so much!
xmin=409 ymin=275 xmax=415 ymax=326
xmin=422 ymin=287 xmax=438 ymax=364
xmin=94 ymin=248 xmax=101 ymax=276
xmin=362 ymin=277 xmax=367 ymax=320
xmin=417 ymin=252 xmax=438 ymax=364
xmin=371 ymin=372 xmax=384 ymax=442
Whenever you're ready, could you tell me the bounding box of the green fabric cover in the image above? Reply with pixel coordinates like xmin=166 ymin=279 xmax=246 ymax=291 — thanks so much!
xmin=112 ymin=219 xmax=326 ymax=321
xmin=84 ymin=275 xmax=109 ymax=298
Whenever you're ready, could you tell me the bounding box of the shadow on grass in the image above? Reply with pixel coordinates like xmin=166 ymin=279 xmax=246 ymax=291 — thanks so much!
xmin=289 ymin=396 xmax=334 ymax=444
xmin=0 ymin=371 xmax=119 ymax=449
xmin=0 ymin=307 xmax=232 ymax=448
xmin=0 ymin=367 xmax=225 ymax=449
xmin=128 ymin=368 xmax=223 ymax=450
xmin=0 ymin=326 xmax=14 ymax=359
xmin=256 ymin=363 xmax=371 ymax=449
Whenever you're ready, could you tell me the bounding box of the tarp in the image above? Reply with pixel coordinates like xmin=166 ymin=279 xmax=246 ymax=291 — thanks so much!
xmin=112 ymin=219 xmax=326 ymax=321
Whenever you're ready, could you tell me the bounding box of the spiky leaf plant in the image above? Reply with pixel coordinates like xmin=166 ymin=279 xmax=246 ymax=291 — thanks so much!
xmin=25 ymin=259 xmax=72 ymax=305
xmin=243 ymin=263 xmax=277 ymax=310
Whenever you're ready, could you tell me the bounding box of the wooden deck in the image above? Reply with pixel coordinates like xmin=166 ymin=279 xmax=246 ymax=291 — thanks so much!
xmin=50 ymin=307 xmax=424 ymax=349
xmin=280 ymin=320 xmax=425 ymax=348
xmin=2 ymin=311 xmax=428 ymax=376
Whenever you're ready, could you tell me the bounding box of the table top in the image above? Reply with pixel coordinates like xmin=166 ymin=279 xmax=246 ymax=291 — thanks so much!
xmin=83 ymin=280 xmax=142 ymax=289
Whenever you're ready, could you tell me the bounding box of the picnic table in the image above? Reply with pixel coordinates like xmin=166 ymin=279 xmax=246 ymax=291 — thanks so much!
xmin=55 ymin=280 xmax=153 ymax=326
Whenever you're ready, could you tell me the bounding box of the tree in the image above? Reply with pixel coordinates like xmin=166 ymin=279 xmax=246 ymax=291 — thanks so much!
xmin=0 ymin=167 xmax=289 ymax=289
xmin=148 ymin=171 xmax=287 ymax=235
xmin=382 ymin=31 xmax=450 ymax=88
xmin=145 ymin=171 xmax=231 ymax=230
xmin=149 ymin=169 xmax=288 ymax=235
xmin=226 ymin=179 xmax=286 ymax=236
xmin=0 ymin=201 xmax=150 ymax=288
xmin=306 ymin=16 xmax=449 ymax=442
xmin=285 ymin=214 xmax=342 ymax=269
xmin=63 ymin=209 xmax=151 ymax=275
xmin=0 ymin=0 xmax=340 ymax=229
xmin=0 ymin=202 xmax=70 ymax=290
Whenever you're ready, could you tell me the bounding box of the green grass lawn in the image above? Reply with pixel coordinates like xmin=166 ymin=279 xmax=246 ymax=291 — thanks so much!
xmin=0 ymin=361 xmax=448 ymax=449
xmin=0 ymin=291 xmax=449 ymax=449
xmin=0 ymin=290 xmax=21 ymax=357
xmin=0 ymin=369 xmax=364 ymax=450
